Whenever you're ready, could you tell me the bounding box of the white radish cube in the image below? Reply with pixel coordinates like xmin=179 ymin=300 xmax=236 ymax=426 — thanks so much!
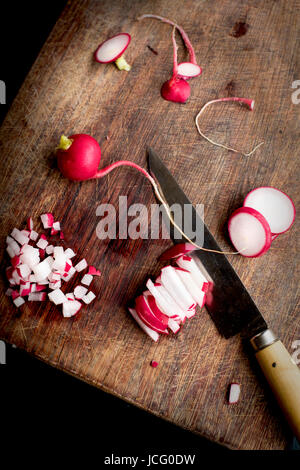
xmin=81 ymin=274 xmax=93 ymax=286
xmin=44 ymin=256 xmax=54 ymax=269
xmin=74 ymin=285 xmax=88 ymax=299
xmin=41 ymin=213 xmax=54 ymax=229
xmin=31 ymin=283 xmax=36 ymax=293
xmin=33 ymin=259 xmax=51 ymax=282
xmin=74 ymin=259 xmax=88 ymax=272
xmin=5 ymin=288 xmax=13 ymax=296
xmin=27 ymin=217 xmax=33 ymax=231
xmin=19 ymin=264 xmax=31 ymax=279
xmin=12 ymin=269 xmax=21 ymax=285
xmin=29 ymin=274 xmax=36 ymax=282
xmin=228 ymin=383 xmax=241 ymax=404
xmin=37 ymin=279 xmax=49 ymax=285
xmin=82 ymin=291 xmax=96 ymax=304
xmin=21 ymin=230 xmax=30 ymax=237
xmin=8 ymin=239 xmax=21 ymax=256
xmin=66 ymin=293 xmax=75 ymax=300
xmin=61 ymin=266 xmax=76 ymax=282
xmin=48 ymin=289 xmax=67 ymax=305
xmin=52 ymin=221 xmax=61 ymax=231
xmin=6 ymin=235 xmax=15 ymax=245
xmin=64 ymin=248 xmax=76 ymax=259
xmin=46 ymin=244 xmax=54 ymax=254
xmin=36 ymin=238 xmax=48 ymax=249
xmin=54 ymin=246 xmax=64 ymax=258
xmin=11 ymin=228 xmax=29 ymax=245
xmin=49 ymin=281 xmax=62 ymax=290
xmin=62 ymin=300 xmax=82 ymax=318
xmin=30 ymin=230 xmax=39 ymax=241
xmin=13 ymin=297 xmax=25 ymax=307
xmin=48 ymin=271 xmax=61 ymax=282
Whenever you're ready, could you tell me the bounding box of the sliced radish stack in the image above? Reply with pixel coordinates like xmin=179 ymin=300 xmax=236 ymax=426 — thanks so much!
xmin=94 ymin=33 xmax=132 ymax=71
xmin=243 ymin=187 xmax=296 ymax=235
xmin=228 ymin=207 xmax=271 ymax=257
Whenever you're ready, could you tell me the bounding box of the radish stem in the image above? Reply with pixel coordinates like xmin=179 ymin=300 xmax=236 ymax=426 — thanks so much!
xmin=115 ymin=56 xmax=131 ymax=71
xmin=195 ymin=98 xmax=264 ymax=156
xmin=138 ymin=14 xmax=197 ymax=65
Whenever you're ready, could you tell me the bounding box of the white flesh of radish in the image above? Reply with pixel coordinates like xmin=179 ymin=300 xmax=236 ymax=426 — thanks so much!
xmin=62 ymin=300 xmax=82 ymax=318
xmin=13 ymin=297 xmax=25 ymax=307
xmin=82 ymin=291 xmax=96 ymax=304
xmin=228 ymin=211 xmax=268 ymax=256
xmin=176 ymin=255 xmax=207 ymax=287
xmin=178 ymin=62 xmax=201 ymax=78
xmin=168 ymin=318 xmax=180 ymax=333
xmin=228 ymin=383 xmax=241 ymax=404
xmin=175 ymin=268 xmax=205 ymax=307
xmin=74 ymin=285 xmax=88 ymax=299
xmin=48 ymin=289 xmax=68 ymax=305
xmin=64 ymin=248 xmax=76 ymax=258
xmin=30 ymin=230 xmax=39 ymax=241
xmin=81 ymin=274 xmax=93 ymax=286
xmin=96 ymin=34 xmax=129 ymax=62
xmin=74 ymin=259 xmax=88 ymax=272
xmin=36 ymin=238 xmax=48 ymax=249
xmin=146 ymin=279 xmax=183 ymax=318
xmin=128 ymin=308 xmax=159 ymax=342
xmin=243 ymin=187 xmax=295 ymax=234
xmin=160 ymin=266 xmax=196 ymax=311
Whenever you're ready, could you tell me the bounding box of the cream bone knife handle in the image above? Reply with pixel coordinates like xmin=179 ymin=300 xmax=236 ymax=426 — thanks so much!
xmin=250 ymin=329 xmax=300 ymax=441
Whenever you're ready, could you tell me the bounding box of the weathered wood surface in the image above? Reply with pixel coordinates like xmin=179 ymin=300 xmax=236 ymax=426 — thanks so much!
xmin=0 ymin=0 xmax=299 ymax=450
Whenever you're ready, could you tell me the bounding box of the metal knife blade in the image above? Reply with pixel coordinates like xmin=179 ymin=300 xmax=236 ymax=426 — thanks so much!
xmin=147 ymin=147 xmax=267 ymax=339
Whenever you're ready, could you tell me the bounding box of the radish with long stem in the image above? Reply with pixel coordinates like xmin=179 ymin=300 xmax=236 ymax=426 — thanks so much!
xmin=56 ymin=134 xmax=240 ymax=255
xmin=138 ymin=14 xmax=202 ymax=79
xmin=161 ymin=27 xmax=190 ymax=103
xmin=195 ymin=97 xmax=264 ymax=156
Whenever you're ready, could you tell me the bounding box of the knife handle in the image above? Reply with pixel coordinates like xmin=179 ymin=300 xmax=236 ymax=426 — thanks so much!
xmin=251 ymin=330 xmax=300 ymax=441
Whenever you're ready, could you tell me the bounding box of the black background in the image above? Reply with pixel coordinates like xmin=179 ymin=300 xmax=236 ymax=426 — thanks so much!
xmin=0 ymin=0 xmax=297 ymax=461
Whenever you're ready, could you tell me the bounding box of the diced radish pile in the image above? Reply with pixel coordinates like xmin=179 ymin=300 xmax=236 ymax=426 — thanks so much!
xmin=228 ymin=187 xmax=295 ymax=257
xmin=5 ymin=214 xmax=101 ymax=318
xmin=129 ymin=243 xmax=209 ymax=341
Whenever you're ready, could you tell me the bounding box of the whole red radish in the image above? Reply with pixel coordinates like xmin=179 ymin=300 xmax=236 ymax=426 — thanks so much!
xmin=57 ymin=134 xmax=101 ymax=181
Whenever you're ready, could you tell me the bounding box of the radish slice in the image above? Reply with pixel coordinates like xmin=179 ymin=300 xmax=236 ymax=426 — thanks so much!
xmin=168 ymin=318 xmax=181 ymax=334
xmin=128 ymin=308 xmax=159 ymax=342
xmin=243 ymin=187 xmax=296 ymax=235
xmin=135 ymin=295 xmax=169 ymax=333
xmin=146 ymin=279 xmax=184 ymax=318
xmin=177 ymin=62 xmax=202 ymax=79
xmin=94 ymin=33 xmax=131 ymax=71
xmin=160 ymin=266 xmax=196 ymax=311
xmin=175 ymin=255 xmax=208 ymax=288
xmin=228 ymin=383 xmax=241 ymax=404
xmin=174 ymin=267 xmax=206 ymax=307
xmin=158 ymin=242 xmax=196 ymax=261
xmin=143 ymin=292 xmax=170 ymax=326
xmin=228 ymin=207 xmax=272 ymax=257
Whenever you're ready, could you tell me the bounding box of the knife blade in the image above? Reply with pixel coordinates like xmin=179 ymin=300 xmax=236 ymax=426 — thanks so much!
xmin=147 ymin=147 xmax=300 ymax=440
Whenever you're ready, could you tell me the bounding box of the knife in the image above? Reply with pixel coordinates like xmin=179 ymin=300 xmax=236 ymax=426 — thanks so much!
xmin=147 ymin=147 xmax=300 ymax=441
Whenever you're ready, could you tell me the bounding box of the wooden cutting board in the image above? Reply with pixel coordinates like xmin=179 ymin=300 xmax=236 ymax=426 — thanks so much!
xmin=0 ymin=0 xmax=299 ymax=450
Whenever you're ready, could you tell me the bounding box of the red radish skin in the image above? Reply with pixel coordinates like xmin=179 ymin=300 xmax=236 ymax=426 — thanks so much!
xmin=228 ymin=207 xmax=272 ymax=257
xmin=129 ymin=308 xmax=159 ymax=342
xmin=243 ymin=186 xmax=296 ymax=235
xmin=150 ymin=361 xmax=158 ymax=368
xmin=94 ymin=33 xmax=131 ymax=71
xmin=135 ymin=295 xmax=169 ymax=333
xmin=159 ymin=242 xmax=196 ymax=261
xmin=195 ymin=97 xmax=264 ymax=156
xmin=145 ymin=293 xmax=170 ymax=326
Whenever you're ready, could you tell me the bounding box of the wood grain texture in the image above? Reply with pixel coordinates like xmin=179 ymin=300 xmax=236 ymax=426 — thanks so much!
xmin=0 ymin=0 xmax=299 ymax=450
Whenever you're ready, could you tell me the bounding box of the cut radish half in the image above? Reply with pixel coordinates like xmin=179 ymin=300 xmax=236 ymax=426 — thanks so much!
xmin=228 ymin=383 xmax=241 ymax=404
xmin=177 ymin=62 xmax=202 ymax=79
xmin=158 ymin=242 xmax=196 ymax=261
xmin=128 ymin=308 xmax=159 ymax=342
xmin=228 ymin=207 xmax=271 ymax=257
xmin=243 ymin=187 xmax=295 ymax=235
xmin=94 ymin=33 xmax=131 ymax=71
